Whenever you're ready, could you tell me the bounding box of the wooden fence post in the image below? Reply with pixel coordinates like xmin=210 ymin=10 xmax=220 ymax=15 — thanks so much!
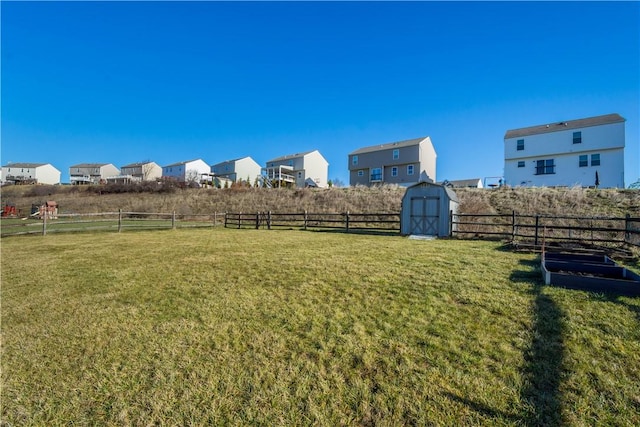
xmin=345 ymin=211 xmax=350 ymax=233
xmin=268 ymin=211 xmax=272 ymax=230
xmin=238 ymin=212 xmax=242 ymax=229
xmin=304 ymin=210 xmax=308 ymax=230
xmin=625 ymin=213 xmax=631 ymax=244
xmin=534 ymin=215 xmax=539 ymax=247
xmin=42 ymin=210 xmax=47 ymax=236
xmin=511 ymin=210 xmax=516 ymax=242
xmin=256 ymin=212 xmax=260 ymax=230
xmin=118 ymin=209 xmax=122 ymax=233
xmin=172 ymin=211 xmax=176 ymax=229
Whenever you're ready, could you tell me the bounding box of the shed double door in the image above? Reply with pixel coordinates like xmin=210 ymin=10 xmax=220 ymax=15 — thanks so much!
xmin=410 ymin=196 xmax=440 ymax=236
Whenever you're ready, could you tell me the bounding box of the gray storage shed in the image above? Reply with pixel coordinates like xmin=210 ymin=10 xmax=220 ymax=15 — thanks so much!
xmin=400 ymin=182 xmax=459 ymax=237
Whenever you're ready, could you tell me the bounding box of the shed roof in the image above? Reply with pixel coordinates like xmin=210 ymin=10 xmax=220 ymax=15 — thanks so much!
xmin=504 ymin=113 xmax=625 ymax=139
xmin=349 ymin=136 xmax=430 ymax=155
xmin=2 ymin=162 xmax=47 ymax=168
xmin=405 ymin=181 xmax=459 ymax=202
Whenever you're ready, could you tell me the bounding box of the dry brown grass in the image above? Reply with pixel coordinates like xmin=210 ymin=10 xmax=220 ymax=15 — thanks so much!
xmin=1 ymin=184 xmax=638 ymax=218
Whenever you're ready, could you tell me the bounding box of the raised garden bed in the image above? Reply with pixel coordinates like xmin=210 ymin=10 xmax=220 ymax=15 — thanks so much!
xmin=541 ymin=252 xmax=640 ymax=296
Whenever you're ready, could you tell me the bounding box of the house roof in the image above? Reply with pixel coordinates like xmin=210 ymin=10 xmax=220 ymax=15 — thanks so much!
xmin=162 ymin=159 xmax=204 ymax=168
xmin=121 ymin=161 xmax=156 ymax=168
xmin=439 ymin=178 xmax=482 ymax=188
xmin=504 ymin=113 xmax=625 ymax=139
xmin=2 ymin=162 xmax=47 ymax=168
xmin=349 ymin=136 xmax=430 ymax=156
xmin=266 ymin=151 xmax=315 ymax=163
xmin=69 ymin=163 xmax=110 ymax=168
xmin=212 ymin=156 xmax=253 ymax=166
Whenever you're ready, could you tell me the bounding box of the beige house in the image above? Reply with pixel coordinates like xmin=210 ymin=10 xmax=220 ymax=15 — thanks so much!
xmin=1 ymin=162 xmax=61 ymax=185
xmin=348 ymin=136 xmax=437 ymax=186
xmin=263 ymin=150 xmax=329 ymax=188
xmin=113 ymin=161 xmax=162 ymax=183
xmin=69 ymin=163 xmax=120 ymax=184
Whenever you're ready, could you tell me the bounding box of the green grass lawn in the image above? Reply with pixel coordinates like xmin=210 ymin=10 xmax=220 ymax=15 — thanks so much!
xmin=2 ymin=229 xmax=639 ymax=425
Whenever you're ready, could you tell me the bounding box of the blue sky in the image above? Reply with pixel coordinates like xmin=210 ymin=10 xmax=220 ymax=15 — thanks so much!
xmin=2 ymin=1 xmax=639 ymax=186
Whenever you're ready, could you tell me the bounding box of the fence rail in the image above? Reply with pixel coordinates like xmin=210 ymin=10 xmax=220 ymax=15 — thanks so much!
xmin=224 ymin=211 xmax=401 ymax=233
xmin=2 ymin=209 xmax=638 ymax=250
xmin=0 ymin=210 xmax=226 ymax=236
xmin=452 ymin=212 xmax=640 ymax=248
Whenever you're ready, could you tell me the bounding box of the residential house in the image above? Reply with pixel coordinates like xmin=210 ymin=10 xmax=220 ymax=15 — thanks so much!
xmin=161 ymin=159 xmax=210 ymax=183
xmin=348 ymin=136 xmax=437 ymax=187
xmin=263 ymin=150 xmax=329 ymax=188
xmin=211 ymin=156 xmax=262 ymax=185
xmin=504 ymin=113 xmax=625 ymax=188
xmin=69 ymin=163 xmax=120 ymax=184
xmin=440 ymin=178 xmax=484 ymax=189
xmin=1 ymin=163 xmax=61 ymax=185
xmin=108 ymin=161 xmax=162 ymax=184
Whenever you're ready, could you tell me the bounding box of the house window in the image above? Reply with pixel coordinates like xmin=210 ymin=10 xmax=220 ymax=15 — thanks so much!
xmin=357 ymin=170 xmax=364 ymax=177
xmin=407 ymin=165 xmax=414 ymax=175
xmin=535 ymin=159 xmax=555 ymax=175
xmin=517 ymin=161 xmax=525 ymax=168
xmin=352 ymin=155 xmax=358 ymax=166
xmin=517 ymin=139 xmax=524 ymax=151
xmin=579 ymin=155 xmax=588 ymax=167
xmin=391 ymin=167 xmax=398 ymax=177
xmin=591 ymin=154 xmax=600 ymax=166
xmin=392 ymin=149 xmax=399 ymax=160
xmin=573 ymin=131 xmax=582 ymax=144
xmin=370 ymin=168 xmax=382 ymax=181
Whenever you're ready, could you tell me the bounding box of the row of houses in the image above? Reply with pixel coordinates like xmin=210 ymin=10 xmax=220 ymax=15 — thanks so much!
xmin=1 ymin=150 xmax=332 ymax=189
xmin=1 ymin=112 xmax=629 ymax=189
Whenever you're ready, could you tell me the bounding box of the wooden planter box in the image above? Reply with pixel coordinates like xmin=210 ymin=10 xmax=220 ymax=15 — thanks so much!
xmin=541 ymin=252 xmax=640 ymax=296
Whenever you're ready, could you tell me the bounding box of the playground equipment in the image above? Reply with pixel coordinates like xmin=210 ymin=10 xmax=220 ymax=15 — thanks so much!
xmin=2 ymin=203 xmax=17 ymax=217
xmin=30 ymin=201 xmax=58 ymax=219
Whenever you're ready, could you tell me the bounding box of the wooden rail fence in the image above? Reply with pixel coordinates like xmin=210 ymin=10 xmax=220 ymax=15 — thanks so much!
xmin=452 ymin=212 xmax=640 ymax=248
xmin=0 ymin=210 xmax=226 ymax=236
xmin=224 ymin=211 xmax=400 ymax=233
xmin=3 ymin=209 xmax=638 ymax=250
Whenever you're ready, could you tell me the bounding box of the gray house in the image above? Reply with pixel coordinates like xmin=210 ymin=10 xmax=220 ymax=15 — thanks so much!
xmin=211 ymin=156 xmax=262 ymax=185
xmin=349 ymin=136 xmax=437 ymax=186
xmin=263 ymin=150 xmax=329 ymax=188
xmin=400 ymin=181 xmax=458 ymax=237
xmin=1 ymin=162 xmax=61 ymax=185
xmin=112 ymin=161 xmax=162 ymax=183
xmin=69 ymin=163 xmax=120 ymax=184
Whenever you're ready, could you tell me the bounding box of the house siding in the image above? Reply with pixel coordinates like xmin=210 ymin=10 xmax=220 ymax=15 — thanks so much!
xmin=348 ymin=137 xmax=436 ymax=186
xmin=1 ymin=163 xmax=61 ymax=185
xmin=504 ymin=115 xmax=625 ymax=188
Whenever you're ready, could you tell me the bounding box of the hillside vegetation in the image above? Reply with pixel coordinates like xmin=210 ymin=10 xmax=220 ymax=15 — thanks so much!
xmin=1 ymin=184 xmax=639 ymax=218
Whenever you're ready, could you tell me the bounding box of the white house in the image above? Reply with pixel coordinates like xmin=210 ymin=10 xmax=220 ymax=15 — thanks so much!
xmin=1 ymin=163 xmax=61 ymax=185
xmin=161 ymin=159 xmax=210 ymax=183
xmin=348 ymin=136 xmax=437 ymax=187
xmin=211 ymin=156 xmax=262 ymax=185
xmin=263 ymin=150 xmax=329 ymax=188
xmin=504 ymin=113 xmax=625 ymax=188
xmin=69 ymin=163 xmax=120 ymax=184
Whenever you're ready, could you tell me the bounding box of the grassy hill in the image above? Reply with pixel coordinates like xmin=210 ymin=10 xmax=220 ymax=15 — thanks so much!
xmin=1 ymin=184 xmax=639 ymax=218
